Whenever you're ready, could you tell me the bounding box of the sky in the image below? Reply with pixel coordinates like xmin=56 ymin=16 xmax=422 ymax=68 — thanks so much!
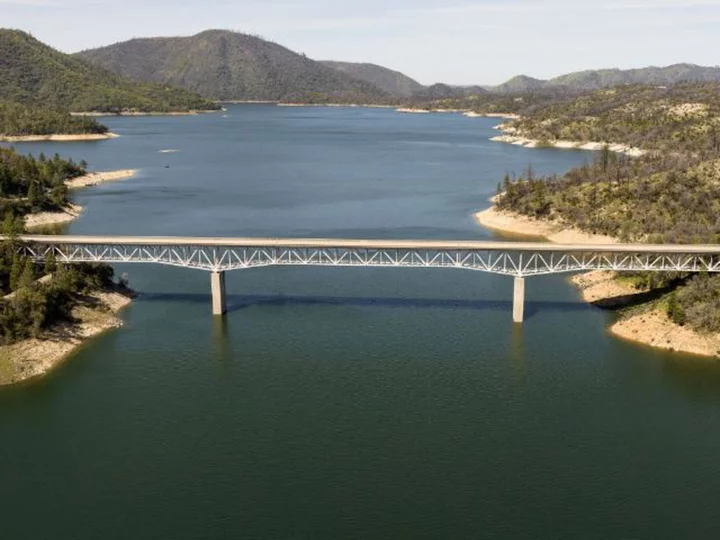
xmin=2 ymin=0 xmax=720 ymax=85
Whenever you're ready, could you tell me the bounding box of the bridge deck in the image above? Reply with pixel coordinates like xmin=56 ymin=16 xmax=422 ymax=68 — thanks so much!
xmin=11 ymin=235 xmax=720 ymax=254
xmin=7 ymin=235 xmax=720 ymax=320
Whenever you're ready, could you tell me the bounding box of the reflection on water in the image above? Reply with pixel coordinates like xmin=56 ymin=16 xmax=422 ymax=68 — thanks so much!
xmin=211 ymin=315 xmax=233 ymax=361
xmin=509 ymin=322 xmax=526 ymax=377
xmin=661 ymin=357 xmax=720 ymax=403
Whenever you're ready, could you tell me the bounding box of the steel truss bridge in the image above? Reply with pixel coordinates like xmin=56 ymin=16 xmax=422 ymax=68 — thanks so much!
xmin=8 ymin=235 xmax=720 ymax=322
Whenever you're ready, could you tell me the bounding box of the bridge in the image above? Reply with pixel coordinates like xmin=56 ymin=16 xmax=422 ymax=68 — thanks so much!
xmin=7 ymin=235 xmax=720 ymax=322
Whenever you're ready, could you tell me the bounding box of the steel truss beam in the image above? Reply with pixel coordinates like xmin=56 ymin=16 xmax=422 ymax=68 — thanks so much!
xmin=12 ymin=238 xmax=720 ymax=277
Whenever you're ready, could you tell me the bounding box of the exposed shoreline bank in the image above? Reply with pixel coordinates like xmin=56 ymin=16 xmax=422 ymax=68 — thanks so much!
xmin=490 ymin=133 xmax=647 ymax=157
xmin=70 ymin=110 xmax=219 ymax=117
xmin=5 ymin=166 xmax=140 ymax=385
xmin=0 ymin=132 xmax=119 ymax=142
xmin=277 ymin=103 xmax=395 ymax=109
xmin=475 ymin=207 xmax=719 ymax=360
xmin=395 ymin=107 xmax=520 ymax=118
xmin=0 ymin=290 xmax=133 ymax=386
xmin=489 ymin=123 xmax=647 ymax=157
xmin=25 ymin=169 xmax=138 ymax=229
xmin=66 ymin=169 xmax=138 ymax=189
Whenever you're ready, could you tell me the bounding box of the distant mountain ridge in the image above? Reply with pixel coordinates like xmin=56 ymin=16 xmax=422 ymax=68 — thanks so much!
xmin=319 ymin=61 xmax=425 ymax=97
xmin=491 ymin=64 xmax=720 ymax=93
xmin=492 ymin=75 xmax=546 ymax=94
xmin=69 ymin=29 xmax=720 ymax=102
xmin=0 ymin=28 xmax=217 ymax=112
xmin=75 ymin=30 xmax=391 ymax=102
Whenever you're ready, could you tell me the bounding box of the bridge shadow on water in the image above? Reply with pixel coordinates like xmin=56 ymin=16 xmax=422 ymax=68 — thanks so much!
xmin=135 ymin=292 xmax=596 ymax=320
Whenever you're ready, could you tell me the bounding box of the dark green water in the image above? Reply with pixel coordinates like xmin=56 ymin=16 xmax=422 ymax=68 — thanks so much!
xmin=2 ymin=106 xmax=720 ymax=539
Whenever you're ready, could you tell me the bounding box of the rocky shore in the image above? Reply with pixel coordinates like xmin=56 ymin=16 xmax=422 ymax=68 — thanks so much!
xmin=489 ymin=123 xmax=647 ymax=157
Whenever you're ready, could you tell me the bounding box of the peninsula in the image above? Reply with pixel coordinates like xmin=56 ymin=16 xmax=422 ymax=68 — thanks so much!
xmin=473 ymin=82 xmax=720 ymax=358
xmin=0 ymin=148 xmax=134 ymax=385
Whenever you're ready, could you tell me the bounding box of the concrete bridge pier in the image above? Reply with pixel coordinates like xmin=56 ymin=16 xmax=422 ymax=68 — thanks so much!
xmin=211 ymin=271 xmax=227 ymax=316
xmin=513 ymin=277 xmax=525 ymax=324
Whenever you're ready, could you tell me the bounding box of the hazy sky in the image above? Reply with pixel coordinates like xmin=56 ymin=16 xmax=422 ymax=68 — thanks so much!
xmin=3 ymin=0 xmax=720 ymax=85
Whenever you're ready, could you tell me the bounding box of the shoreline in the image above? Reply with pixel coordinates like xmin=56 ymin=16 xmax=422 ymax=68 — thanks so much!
xmin=221 ymin=100 xmax=278 ymax=104
xmin=0 ymin=290 xmax=133 ymax=386
xmin=1 ymin=132 xmax=119 ymax=143
xmin=475 ymin=206 xmax=617 ymax=244
xmin=475 ymin=207 xmax=718 ymax=360
xmin=396 ymin=107 xmax=431 ymax=114
xmin=490 ymin=134 xmax=646 ymax=157
xmin=66 ymin=169 xmax=138 ymax=189
xmin=395 ymin=107 xmax=521 ymax=120
xmin=395 ymin=108 xmax=520 ymax=119
xmin=464 ymin=111 xmax=521 ymax=119
xmin=277 ymin=103 xmax=395 ymax=109
xmin=25 ymin=203 xmax=83 ymax=229
xmin=25 ymin=169 xmax=138 ymax=229
xmin=70 ymin=110 xmax=219 ymax=117
xmin=489 ymin=123 xmax=647 ymax=157
xmin=6 ymin=167 xmax=140 ymax=386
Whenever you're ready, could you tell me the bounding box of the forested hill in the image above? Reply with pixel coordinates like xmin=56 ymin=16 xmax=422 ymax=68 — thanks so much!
xmin=320 ymin=61 xmax=425 ymax=98
xmin=75 ymin=30 xmax=392 ymax=103
xmin=409 ymin=82 xmax=720 ymax=155
xmin=0 ymin=101 xmax=108 ymax=136
xmin=494 ymin=82 xmax=720 ymax=336
xmin=0 ymin=29 xmax=218 ymax=113
xmin=492 ymin=75 xmax=546 ymax=94
xmin=491 ymin=64 xmax=720 ymax=93
xmin=509 ymin=83 xmax=720 ymax=154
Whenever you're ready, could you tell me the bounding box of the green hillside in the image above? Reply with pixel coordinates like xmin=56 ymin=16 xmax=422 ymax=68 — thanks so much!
xmin=0 ymin=29 xmax=218 ymax=113
xmin=75 ymin=30 xmax=391 ymax=103
xmin=549 ymin=63 xmax=720 ymax=90
xmin=510 ymin=83 xmax=720 ymax=153
xmin=494 ymin=82 xmax=720 ymax=335
xmin=0 ymin=100 xmax=108 ymax=136
xmin=492 ymin=75 xmax=547 ymax=94
xmin=320 ymin=61 xmax=424 ymax=97
xmin=491 ymin=64 xmax=720 ymax=93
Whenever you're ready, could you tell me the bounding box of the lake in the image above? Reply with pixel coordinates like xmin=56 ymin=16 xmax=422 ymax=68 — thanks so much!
xmin=2 ymin=105 xmax=720 ymax=539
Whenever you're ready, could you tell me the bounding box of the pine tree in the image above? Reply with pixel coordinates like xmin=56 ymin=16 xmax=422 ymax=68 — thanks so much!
xmin=44 ymin=250 xmax=57 ymax=274
xmin=27 ymin=181 xmax=41 ymax=209
xmin=9 ymin=255 xmax=24 ymax=291
xmin=600 ymin=145 xmax=611 ymax=173
xmin=19 ymin=257 xmax=36 ymax=289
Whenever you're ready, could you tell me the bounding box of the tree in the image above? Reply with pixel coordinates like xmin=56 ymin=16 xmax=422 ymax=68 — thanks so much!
xmin=9 ymin=254 xmax=24 ymax=291
xmin=1 ymin=211 xmax=24 ymax=236
xmin=600 ymin=145 xmax=611 ymax=173
xmin=19 ymin=257 xmax=36 ymax=289
xmin=27 ymin=181 xmax=41 ymax=210
xmin=44 ymin=250 xmax=57 ymax=274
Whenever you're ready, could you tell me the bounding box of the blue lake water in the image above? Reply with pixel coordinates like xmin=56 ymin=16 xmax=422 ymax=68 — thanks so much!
xmin=2 ymin=106 xmax=720 ymax=539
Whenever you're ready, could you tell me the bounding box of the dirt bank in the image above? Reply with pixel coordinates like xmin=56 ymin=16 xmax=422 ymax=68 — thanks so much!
xmin=474 ymin=206 xmax=718 ymax=359
xmin=0 ymin=133 xmax=119 ymax=142
xmin=25 ymin=203 xmax=83 ymax=229
xmin=474 ymin=207 xmax=617 ymax=244
xmin=489 ymin=134 xmax=646 ymax=157
xmin=24 ymin=170 xmax=138 ymax=229
xmin=0 ymin=290 xmax=132 ymax=386
xmin=66 ymin=169 xmax=138 ymax=189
